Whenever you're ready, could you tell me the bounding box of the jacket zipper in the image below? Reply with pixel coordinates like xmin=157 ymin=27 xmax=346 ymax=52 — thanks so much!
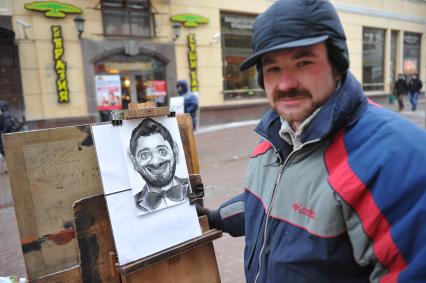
xmin=253 ymin=137 xmax=320 ymax=283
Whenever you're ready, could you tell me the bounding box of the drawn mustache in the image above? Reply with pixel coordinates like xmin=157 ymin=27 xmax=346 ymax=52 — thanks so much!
xmin=145 ymin=161 xmax=168 ymax=171
xmin=275 ymin=89 xmax=311 ymax=100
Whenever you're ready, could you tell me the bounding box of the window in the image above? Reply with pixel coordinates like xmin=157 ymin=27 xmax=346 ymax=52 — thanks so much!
xmin=390 ymin=31 xmax=398 ymax=84
xmin=220 ymin=12 xmax=265 ymax=100
xmin=403 ymin=32 xmax=421 ymax=74
xmin=102 ymin=0 xmax=154 ymax=37
xmin=362 ymin=27 xmax=385 ymax=91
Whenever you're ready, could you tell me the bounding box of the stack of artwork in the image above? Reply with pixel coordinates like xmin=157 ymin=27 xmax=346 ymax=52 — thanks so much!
xmin=91 ymin=116 xmax=201 ymax=266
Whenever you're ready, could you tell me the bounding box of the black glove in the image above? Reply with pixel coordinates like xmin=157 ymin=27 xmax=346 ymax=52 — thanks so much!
xmin=195 ymin=203 xmax=224 ymax=231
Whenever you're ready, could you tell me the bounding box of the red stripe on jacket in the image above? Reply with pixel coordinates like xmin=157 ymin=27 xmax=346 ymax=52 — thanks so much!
xmin=325 ymin=129 xmax=407 ymax=283
xmin=251 ymin=140 xmax=272 ymax=157
xmin=368 ymin=98 xmax=383 ymax=108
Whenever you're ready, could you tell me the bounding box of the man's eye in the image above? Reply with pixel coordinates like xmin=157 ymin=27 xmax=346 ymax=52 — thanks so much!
xmin=297 ymin=61 xmax=312 ymax=67
xmin=159 ymin=149 xmax=168 ymax=156
xmin=139 ymin=152 xmax=151 ymax=160
xmin=264 ymin=66 xmax=280 ymax=73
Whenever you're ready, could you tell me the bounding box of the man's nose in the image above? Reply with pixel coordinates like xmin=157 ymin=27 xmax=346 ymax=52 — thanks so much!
xmin=277 ymin=73 xmax=299 ymax=92
xmin=148 ymin=154 xmax=162 ymax=166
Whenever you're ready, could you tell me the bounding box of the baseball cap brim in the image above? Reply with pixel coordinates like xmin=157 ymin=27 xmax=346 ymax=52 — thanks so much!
xmin=239 ymin=35 xmax=329 ymax=71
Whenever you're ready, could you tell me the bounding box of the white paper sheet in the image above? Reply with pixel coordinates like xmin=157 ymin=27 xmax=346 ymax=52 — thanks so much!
xmin=91 ymin=117 xmax=202 ymax=265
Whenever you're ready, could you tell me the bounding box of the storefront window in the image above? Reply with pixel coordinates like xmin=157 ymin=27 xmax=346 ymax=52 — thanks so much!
xmin=390 ymin=31 xmax=398 ymax=85
xmin=102 ymin=0 xmax=153 ymax=37
xmin=220 ymin=12 xmax=264 ymax=100
xmin=362 ymin=27 xmax=385 ymax=91
xmin=403 ymin=32 xmax=421 ymax=75
xmin=94 ymin=53 xmax=167 ymax=113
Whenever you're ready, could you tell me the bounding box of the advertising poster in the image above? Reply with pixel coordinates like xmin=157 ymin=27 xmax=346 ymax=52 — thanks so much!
xmin=145 ymin=80 xmax=167 ymax=97
xmin=95 ymin=75 xmax=123 ymax=111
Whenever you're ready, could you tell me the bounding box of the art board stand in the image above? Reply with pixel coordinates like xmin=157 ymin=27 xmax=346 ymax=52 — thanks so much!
xmin=74 ymin=101 xmax=222 ymax=282
xmin=3 ymin=101 xmax=222 ymax=282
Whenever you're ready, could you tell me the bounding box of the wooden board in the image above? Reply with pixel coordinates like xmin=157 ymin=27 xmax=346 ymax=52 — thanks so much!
xmin=177 ymin=114 xmax=200 ymax=175
xmin=4 ymin=115 xmax=203 ymax=280
xmin=73 ymin=194 xmax=221 ymax=283
xmin=73 ymin=195 xmax=116 ymax=283
xmin=123 ymin=242 xmax=220 ymax=283
xmin=30 ymin=266 xmax=82 ymax=283
xmin=3 ymin=125 xmax=102 ymax=280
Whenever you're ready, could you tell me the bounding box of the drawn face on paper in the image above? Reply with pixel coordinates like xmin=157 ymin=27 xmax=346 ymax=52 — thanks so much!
xmin=131 ymin=133 xmax=178 ymax=189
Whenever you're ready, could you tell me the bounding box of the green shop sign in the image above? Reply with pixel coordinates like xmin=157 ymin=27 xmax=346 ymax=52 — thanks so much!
xmin=170 ymin=13 xmax=208 ymax=28
xmin=25 ymin=1 xmax=82 ymax=18
xmin=187 ymin=33 xmax=199 ymax=92
xmin=51 ymin=26 xmax=70 ymax=103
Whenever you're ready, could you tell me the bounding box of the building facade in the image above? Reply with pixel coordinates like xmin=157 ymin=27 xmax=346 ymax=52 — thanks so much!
xmin=0 ymin=0 xmax=425 ymax=128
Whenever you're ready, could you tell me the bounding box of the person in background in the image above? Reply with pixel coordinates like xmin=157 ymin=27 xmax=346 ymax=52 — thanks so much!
xmin=0 ymin=100 xmax=13 ymax=157
xmin=393 ymin=73 xmax=408 ymax=112
xmin=407 ymin=73 xmax=423 ymax=111
xmin=197 ymin=0 xmax=426 ymax=282
xmin=176 ymin=80 xmax=199 ymax=130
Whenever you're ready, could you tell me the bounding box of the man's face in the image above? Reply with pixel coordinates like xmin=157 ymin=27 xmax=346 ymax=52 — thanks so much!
xmin=262 ymin=43 xmax=341 ymax=128
xmin=131 ymin=133 xmax=177 ymax=189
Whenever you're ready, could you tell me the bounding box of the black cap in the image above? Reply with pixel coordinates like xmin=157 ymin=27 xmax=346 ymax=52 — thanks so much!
xmin=240 ymin=0 xmax=348 ymax=71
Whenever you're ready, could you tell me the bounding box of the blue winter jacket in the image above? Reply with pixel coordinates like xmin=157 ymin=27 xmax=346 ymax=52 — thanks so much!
xmin=177 ymin=80 xmax=198 ymax=118
xmin=210 ymin=72 xmax=426 ymax=282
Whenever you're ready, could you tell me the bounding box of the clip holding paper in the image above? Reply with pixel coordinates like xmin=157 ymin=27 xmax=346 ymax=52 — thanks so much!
xmin=111 ymin=110 xmax=124 ymax=126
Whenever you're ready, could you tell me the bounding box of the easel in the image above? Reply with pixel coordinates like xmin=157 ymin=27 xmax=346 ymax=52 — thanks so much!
xmin=73 ymin=101 xmax=222 ymax=282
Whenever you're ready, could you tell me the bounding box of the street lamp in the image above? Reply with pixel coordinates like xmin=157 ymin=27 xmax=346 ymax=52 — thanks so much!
xmin=73 ymin=15 xmax=85 ymax=39
xmin=172 ymin=22 xmax=182 ymax=42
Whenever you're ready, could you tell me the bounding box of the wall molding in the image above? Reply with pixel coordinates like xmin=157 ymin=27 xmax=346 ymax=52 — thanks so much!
xmin=332 ymin=1 xmax=426 ymax=25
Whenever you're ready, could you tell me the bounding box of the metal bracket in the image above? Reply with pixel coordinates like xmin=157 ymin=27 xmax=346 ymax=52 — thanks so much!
xmin=187 ymin=191 xmax=205 ymax=205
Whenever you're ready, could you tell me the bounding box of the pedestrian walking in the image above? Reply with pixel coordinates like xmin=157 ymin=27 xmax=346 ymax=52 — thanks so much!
xmin=197 ymin=0 xmax=426 ymax=282
xmin=393 ymin=74 xmax=407 ymax=111
xmin=407 ymin=73 xmax=423 ymax=111
xmin=176 ymin=80 xmax=199 ymax=130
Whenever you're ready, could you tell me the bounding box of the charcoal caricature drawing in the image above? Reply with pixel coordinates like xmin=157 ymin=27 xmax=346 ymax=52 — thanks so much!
xmin=129 ymin=118 xmax=190 ymax=213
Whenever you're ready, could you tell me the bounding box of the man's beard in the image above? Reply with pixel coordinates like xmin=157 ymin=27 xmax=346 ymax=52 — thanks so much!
xmin=274 ymin=88 xmax=320 ymax=124
xmin=140 ymin=159 xmax=177 ymax=188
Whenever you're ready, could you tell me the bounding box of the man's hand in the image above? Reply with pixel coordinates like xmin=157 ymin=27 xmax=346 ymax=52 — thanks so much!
xmin=195 ymin=203 xmax=223 ymax=231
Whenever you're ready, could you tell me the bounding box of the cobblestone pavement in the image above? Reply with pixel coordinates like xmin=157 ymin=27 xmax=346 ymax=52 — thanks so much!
xmin=0 ymin=95 xmax=424 ymax=281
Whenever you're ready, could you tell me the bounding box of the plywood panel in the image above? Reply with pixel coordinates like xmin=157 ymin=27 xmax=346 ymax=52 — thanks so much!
xmin=73 ymin=195 xmax=115 ymax=283
xmin=3 ymin=125 xmax=102 ymax=279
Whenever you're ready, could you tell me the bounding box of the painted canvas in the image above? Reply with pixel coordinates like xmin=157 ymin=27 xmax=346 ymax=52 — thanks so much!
xmin=91 ymin=116 xmax=201 ymax=265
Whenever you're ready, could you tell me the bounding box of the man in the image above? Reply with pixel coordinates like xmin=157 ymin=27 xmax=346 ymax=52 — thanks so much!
xmin=199 ymin=0 xmax=426 ymax=282
xmin=177 ymin=80 xmax=199 ymax=130
xmin=407 ymin=73 xmax=423 ymax=111
xmin=393 ymin=74 xmax=407 ymax=111
xmin=130 ymin=118 xmax=190 ymax=213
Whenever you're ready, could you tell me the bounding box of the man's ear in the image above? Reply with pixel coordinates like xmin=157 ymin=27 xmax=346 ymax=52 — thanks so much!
xmin=129 ymin=150 xmax=138 ymax=169
xmin=173 ymin=142 xmax=179 ymax=162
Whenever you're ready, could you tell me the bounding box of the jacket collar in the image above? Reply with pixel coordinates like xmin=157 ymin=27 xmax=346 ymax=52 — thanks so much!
xmin=256 ymin=72 xmax=368 ymax=148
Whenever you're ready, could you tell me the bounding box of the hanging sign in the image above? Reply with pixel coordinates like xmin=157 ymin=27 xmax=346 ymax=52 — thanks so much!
xmin=25 ymin=1 xmax=82 ymax=18
xmin=170 ymin=13 xmax=208 ymax=28
xmin=51 ymin=25 xmax=70 ymax=103
xmin=95 ymin=75 xmax=122 ymax=111
xmin=145 ymin=80 xmax=167 ymax=97
xmin=187 ymin=33 xmax=199 ymax=92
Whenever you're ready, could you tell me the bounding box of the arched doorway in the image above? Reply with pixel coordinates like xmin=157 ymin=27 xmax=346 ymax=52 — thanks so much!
xmin=0 ymin=27 xmax=25 ymax=120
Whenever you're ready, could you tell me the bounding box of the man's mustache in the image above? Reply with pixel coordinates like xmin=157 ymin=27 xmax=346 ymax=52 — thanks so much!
xmin=275 ymin=89 xmax=311 ymax=100
xmin=145 ymin=161 xmax=168 ymax=170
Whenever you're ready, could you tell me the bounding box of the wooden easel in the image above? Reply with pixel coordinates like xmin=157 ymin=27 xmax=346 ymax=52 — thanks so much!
xmin=73 ymin=102 xmax=222 ymax=282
